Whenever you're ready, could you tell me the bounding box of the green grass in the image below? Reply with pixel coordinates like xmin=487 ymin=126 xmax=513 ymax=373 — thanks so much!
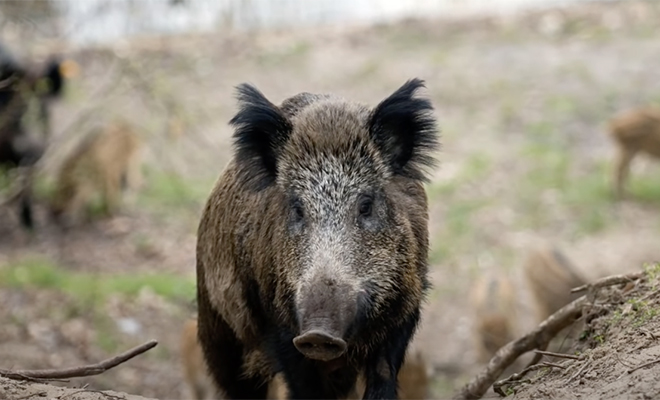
xmin=137 ymin=167 xmax=211 ymax=212
xmin=0 ymin=257 xmax=196 ymax=305
xmin=628 ymin=174 xmax=660 ymax=204
xmin=516 ymin=143 xmax=617 ymax=235
xmin=429 ymin=199 xmax=490 ymax=265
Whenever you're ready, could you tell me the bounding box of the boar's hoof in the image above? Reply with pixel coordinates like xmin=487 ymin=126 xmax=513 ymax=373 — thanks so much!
xmin=293 ymin=330 xmax=347 ymax=361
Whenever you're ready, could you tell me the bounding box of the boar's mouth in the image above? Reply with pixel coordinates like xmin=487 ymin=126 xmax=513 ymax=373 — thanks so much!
xmin=293 ymin=276 xmax=364 ymax=361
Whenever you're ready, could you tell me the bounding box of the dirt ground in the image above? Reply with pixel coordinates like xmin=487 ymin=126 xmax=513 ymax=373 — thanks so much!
xmin=1 ymin=1 xmax=660 ymax=399
xmin=507 ymin=267 xmax=660 ymax=400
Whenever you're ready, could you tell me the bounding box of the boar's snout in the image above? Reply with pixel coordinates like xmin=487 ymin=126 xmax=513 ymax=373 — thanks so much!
xmin=293 ymin=330 xmax=347 ymax=361
xmin=293 ymin=275 xmax=358 ymax=361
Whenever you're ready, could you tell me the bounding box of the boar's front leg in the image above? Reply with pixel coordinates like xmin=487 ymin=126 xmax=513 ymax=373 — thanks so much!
xmin=362 ymin=314 xmax=419 ymax=400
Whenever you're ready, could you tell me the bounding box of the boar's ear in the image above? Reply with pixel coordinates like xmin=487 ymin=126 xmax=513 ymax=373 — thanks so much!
xmin=368 ymin=78 xmax=440 ymax=182
xmin=229 ymin=83 xmax=293 ymax=190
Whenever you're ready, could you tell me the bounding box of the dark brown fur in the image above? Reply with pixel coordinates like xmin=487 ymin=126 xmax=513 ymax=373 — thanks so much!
xmin=523 ymin=245 xmax=587 ymax=322
xmin=607 ymin=106 xmax=660 ymax=199
xmin=196 ymin=79 xmax=439 ymax=399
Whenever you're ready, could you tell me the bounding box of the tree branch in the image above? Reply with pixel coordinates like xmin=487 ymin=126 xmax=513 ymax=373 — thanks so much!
xmin=571 ymin=271 xmax=644 ymax=293
xmin=0 ymin=340 xmax=157 ymax=381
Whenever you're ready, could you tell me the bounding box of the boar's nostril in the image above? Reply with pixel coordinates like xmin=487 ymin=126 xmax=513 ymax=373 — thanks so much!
xmin=293 ymin=330 xmax=347 ymax=361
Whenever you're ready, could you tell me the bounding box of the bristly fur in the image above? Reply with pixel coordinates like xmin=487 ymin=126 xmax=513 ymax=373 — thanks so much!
xmin=367 ymin=78 xmax=440 ymax=182
xmin=229 ymin=83 xmax=293 ymax=191
xmin=198 ymin=79 xmax=439 ymax=399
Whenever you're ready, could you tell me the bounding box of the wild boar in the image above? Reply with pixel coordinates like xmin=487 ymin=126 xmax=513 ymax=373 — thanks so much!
xmin=196 ymin=79 xmax=440 ymax=399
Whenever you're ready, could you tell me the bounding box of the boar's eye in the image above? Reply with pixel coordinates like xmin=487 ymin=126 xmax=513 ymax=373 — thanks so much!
xmin=291 ymin=198 xmax=305 ymax=223
xmin=357 ymin=194 xmax=373 ymax=218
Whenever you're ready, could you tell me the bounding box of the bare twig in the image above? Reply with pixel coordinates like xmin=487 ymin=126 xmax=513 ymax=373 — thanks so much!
xmin=566 ymin=357 xmax=591 ymax=384
xmin=58 ymin=383 xmax=90 ymax=400
xmin=452 ymin=295 xmax=587 ymax=400
xmin=614 ymin=352 xmax=634 ymax=369
xmin=627 ymin=357 xmax=660 ymax=374
xmin=533 ymin=350 xmax=581 ymax=360
xmin=0 ymin=340 xmax=157 ymax=381
xmin=15 ymin=392 xmax=47 ymax=400
xmin=571 ymin=271 xmax=644 ymax=293
xmin=59 ymin=388 xmax=125 ymax=400
xmin=493 ymin=362 xmax=565 ymax=396
xmin=639 ymin=328 xmax=657 ymax=341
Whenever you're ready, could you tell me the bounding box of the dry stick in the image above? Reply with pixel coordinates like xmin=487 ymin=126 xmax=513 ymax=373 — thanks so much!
xmin=533 ymin=350 xmax=581 ymax=361
xmin=614 ymin=352 xmax=634 ymax=369
xmin=639 ymin=328 xmax=657 ymax=341
xmin=0 ymin=340 xmax=157 ymax=381
xmin=627 ymin=357 xmax=660 ymax=374
xmin=15 ymin=392 xmax=48 ymax=400
xmin=571 ymin=271 xmax=644 ymax=293
xmin=492 ymin=361 xmax=566 ymax=396
xmin=453 ymin=270 xmax=646 ymax=400
xmin=452 ymin=295 xmax=586 ymax=400
xmin=566 ymin=357 xmax=591 ymax=384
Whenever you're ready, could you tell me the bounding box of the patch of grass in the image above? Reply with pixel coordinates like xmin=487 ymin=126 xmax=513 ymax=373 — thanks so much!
xmin=628 ymin=298 xmax=659 ymax=328
xmin=593 ymin=334 xmax=605 ymax=345
xmin=429 ymin=199 xmax=490 ymax=264
xmin=545 ymin=95 xmax=579 ymax=116
xmin=627 ymin=174 xmax=660 ymax=204
xmin=644 ymin=262 xmax=660 ymax=288
xmin=137 ymin=167 xmax=211 ymax=212
xmin=430 ymin=375 xmax=459 ymax=399
xmin=517 ymin=145 xmax=614 ymax=235
xmin=462 ymin=152 xmax=493 ymax=182
xmin=0 ymin=257 xmax=196 ymax=305
xmin=426 ymin=180 xmax=459 ymax=202
xmin=94 ymin=314 xmax=121 ymax=353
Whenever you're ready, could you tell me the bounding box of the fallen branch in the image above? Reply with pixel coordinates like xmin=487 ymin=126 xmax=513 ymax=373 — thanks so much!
xmin=532 ymin=350 xmax=581 ymax=361
xmin=571 ymin=271 xmax=644 ymax=293
xmin=492 ymin=361 xmax=565 ymax=396
xmin=452 ymin=296 xmax=586 ymax=400
xmin=627 ymin=357 xmax=660 ymax=374
xmin=0 ymin=340 xmax=157 ymax=381
xmin=566 ymin=357 xmax=592 ymax=384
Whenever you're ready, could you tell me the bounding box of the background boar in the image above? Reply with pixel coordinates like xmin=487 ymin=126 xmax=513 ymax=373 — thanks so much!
xmin=607 ymin=106 xmax=660 ymax=199
xmin=0 ymin=42 xmax=74 ymax=229
xmin=48 ymin=120 xmax=143 ymax=228
xmin=522 ymin=245 xmax=587 ymax=322
xmin=181 ymin=318 xmax=216 ymax=400
xmin=196 ymin=78 xmax=439 ymax=399
xmin=469 ymin=272 xmax=517 ymax=364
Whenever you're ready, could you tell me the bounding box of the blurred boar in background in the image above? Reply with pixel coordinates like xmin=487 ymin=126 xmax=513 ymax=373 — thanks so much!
xmin=607 ymin=106 xmax=660 ymax=199
xmin=469 ymin=272 xmax=517 ymax=363
xmin=49 ymin=120 xmax=143 ymax=228
xmin=523 ymin=245 xmax=587 ymax=322
xmin=0 ymin=42 xmax=76 ymax=229
xmin=196 ymin=78 xmax=439 ymax=399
